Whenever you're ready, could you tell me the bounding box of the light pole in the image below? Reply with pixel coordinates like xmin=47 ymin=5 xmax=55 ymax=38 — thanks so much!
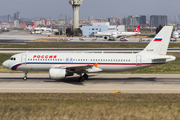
xmin=151 ymin=18 xmax=153 ymax=33
xmin=64 ymin=14 xmax=67 ymax=40
xmin=58 ymin=14 xmax=63 ymax=41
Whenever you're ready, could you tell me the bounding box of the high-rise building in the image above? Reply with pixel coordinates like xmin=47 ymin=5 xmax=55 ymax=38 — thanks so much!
xmin=7 ymin=15 xmax=11 ymax=22
xmin=108 ymin=17 xmax=116 ymax=25
xmin=140 ymin=15 xmax=146 ymax=25
xmin=150 ymin=15 xmax=167 ymax=27
xmin=13 ymin=13 xmax=17 ymax=20
xmin=13 ymin=12 xmax=20 ymax=20
xmin=16 ymin=12 xmax=20 ymax=19
xmin=122 ymin=18 xmax=127 ymax=25
xmin=14 ymin=20 xmax=19 ymax=28
xmin=127 ymin=16 xmax=140 ymax=25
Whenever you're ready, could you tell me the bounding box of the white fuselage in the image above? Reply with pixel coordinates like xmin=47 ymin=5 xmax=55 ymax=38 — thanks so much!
xmin=95 ymin=31 xmax=140 ymax=39
xmin=3 ymin=52 xmax=175 ymax=72
xmin=173 ymin=31 xmax=179 ymax=39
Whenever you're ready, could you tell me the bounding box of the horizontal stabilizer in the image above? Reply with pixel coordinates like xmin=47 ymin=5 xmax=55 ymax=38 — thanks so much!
xmin=151 ymin=56 xmax=176 ymax=60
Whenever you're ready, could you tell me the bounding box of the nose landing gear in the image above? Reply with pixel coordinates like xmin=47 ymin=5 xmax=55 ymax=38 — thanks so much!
xmin=23 ymin=71 xmax=28 ymax=80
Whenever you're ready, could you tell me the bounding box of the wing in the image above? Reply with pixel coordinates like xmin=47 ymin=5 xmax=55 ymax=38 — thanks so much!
xmin=50 ymin=63 xmax=102 ymax=73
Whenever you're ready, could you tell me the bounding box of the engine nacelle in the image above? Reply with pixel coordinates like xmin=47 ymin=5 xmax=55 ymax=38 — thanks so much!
xmin=104 ymin=36 xmax=108 ymax=39
xmin=49 ymin=68 xmax=66 ymax=80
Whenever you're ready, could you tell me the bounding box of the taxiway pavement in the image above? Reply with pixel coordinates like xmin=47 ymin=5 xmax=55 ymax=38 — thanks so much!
xmin=0 ymin=73 xmax=180 ymax=93
xmin=0 ymin=48 xmax=180 ymax=53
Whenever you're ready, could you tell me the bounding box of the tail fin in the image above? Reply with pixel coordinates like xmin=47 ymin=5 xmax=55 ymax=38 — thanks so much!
xmin=133 ymin=26 xmax=140 ymax=32
xmin=140 ymin=26 xmax=173 ymax=55
xmin=175 ymin=22 xmax=177 ymax=31
xmin=25 ymin=25 xmax=28 ymax=28
xmin=116 ymin=21 xmax=118 ymax=31
xmin=32 ymin=24 xmax=36 ymax=29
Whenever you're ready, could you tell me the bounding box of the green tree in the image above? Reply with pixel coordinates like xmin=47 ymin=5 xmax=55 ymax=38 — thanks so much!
xmin=73 ymin=28 xmax=82 ymax=36
xmin=156 ymin=24 xmax=163 ymax=34
xmin=66 ymin=28 xmax=73 ymax=37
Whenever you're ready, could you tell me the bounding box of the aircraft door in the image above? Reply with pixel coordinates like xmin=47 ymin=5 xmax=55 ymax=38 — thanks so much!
xmin=136 ymin=55 xmax=142 ymax=66
xmin=21 ymin=54 xmax=27 ymax=65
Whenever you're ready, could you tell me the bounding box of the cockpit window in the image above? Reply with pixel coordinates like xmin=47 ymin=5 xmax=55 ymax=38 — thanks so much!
xmin=10 ymin=57 xmax=16 ymax=61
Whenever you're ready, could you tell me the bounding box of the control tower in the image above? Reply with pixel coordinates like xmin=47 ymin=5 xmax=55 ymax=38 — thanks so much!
xmin=69 ymin=0 xmax=83 ymax=29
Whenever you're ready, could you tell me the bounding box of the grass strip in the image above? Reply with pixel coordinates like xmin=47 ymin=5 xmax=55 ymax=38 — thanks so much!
xmin=0 ymin=93 xmax=180 ymax=120
xmin=0 ymin=43 xmax=180 ymax=48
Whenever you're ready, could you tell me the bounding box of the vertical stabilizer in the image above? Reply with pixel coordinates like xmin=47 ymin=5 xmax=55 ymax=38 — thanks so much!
xmin=133 ymin=26 xmax=140 ymax=32
xmin=140 ymin=26 xmax=173 ymax=55
xmin=116 ymin=21 xmax=118 ymax=31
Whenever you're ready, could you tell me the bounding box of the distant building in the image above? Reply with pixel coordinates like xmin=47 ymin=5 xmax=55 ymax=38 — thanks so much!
xmin=82 ymin=26 xmax=108 ymax=37
xmin=7 ymin=15 xmax=11 ymax=22
xmin=14 ymin=20 xmax=19 ymax=28
xmin=89 ymin=19 xmax=106 ymax=26
xmin=13 ymin=12 xmax=20 ymax=20
xmin=123 ymin=15 xmax=146 ymax=26
xmin=122 ymin=18 xmax=127 ymax=25
xmin=81 ymin=22 xmax=125 ymax=37
xmin=140 ymin=15 xmax=146 ymax=25
xmin=0 ymin=22 xmax=11 ymax=28
xmin=13 ymin=13 xmax=16 ymax=20
xmin=88 ymin=16 xmax=94 ymax=21
xmin=108 ymin=17 xmax=116 ymax=25
xmin=150 ymin=15 xmax=167 ymax=27
xmin=34 ymin=19 xmax=55 ymax=27
xmin=127 ymin=16 xmax=140 ymax=25
xmin=16 ymin=12 xmax=20 ymax=19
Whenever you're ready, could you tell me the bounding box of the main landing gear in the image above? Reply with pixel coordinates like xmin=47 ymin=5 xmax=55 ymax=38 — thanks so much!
xmin=78 ymin=73 xmax=89 ymax=82
xmin=23 ymin=71 xmax=28 ymax=80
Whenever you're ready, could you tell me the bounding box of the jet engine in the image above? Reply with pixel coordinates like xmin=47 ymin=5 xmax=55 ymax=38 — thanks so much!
xmin=49 ymin=68 xmax=74 ymax=80
xmin=104 ymin=36 xmax=108 ymax=39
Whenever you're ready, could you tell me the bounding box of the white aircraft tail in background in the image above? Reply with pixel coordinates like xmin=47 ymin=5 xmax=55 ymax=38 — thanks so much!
xmin=173 ymin=23 xmax=179 ymax=41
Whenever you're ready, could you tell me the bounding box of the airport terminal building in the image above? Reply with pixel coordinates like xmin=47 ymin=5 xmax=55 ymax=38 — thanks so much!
xmin=82 ymin=22 xmax=125 ymax=37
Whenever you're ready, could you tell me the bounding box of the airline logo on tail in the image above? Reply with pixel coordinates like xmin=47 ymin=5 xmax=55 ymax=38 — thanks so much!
xmin=32 ymin=24 xmax=36 ymax=29
xmin=154 ymin=38 xmax=162 ymax=41
xmin=25 ymin=25 xmax=28 ymax=28
xmin=116 ymin=21 xmax=118 ymax=31
xmin=133 ymin=26 xmax=140 ymax=32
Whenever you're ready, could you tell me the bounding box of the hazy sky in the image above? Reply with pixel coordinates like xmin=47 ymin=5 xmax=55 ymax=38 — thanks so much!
xmin=0 ymin=0 xmax=180 ymax=19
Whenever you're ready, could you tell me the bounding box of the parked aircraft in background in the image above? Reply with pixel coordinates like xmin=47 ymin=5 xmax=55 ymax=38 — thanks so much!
xmin=2 ymin=26 xmax=175 ymax=82
xmin=24 ymin=24 xmax=33 ymax=31
xmin=94 ymin=24 xmax=141 ymax=40
xmin=173 ymin=24 xmax=179 ymax=41
xmin=31 ymin=24 xmax=58 ymax=34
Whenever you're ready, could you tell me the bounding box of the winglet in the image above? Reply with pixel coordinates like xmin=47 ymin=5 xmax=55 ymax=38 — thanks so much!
xmin=93 ymin=63 xmax=99 ymax=68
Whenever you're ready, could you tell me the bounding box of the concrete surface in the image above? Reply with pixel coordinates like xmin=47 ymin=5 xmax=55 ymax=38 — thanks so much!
xmin=0 ymin=73 xmax=180 ymax=93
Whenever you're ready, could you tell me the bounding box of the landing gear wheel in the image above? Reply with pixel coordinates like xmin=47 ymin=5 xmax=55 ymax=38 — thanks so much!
xmin=23 ymin=71 xmax=28 ymax=80
xmin=79 ymin=77 xmax=85 ymax=82
xmin=23 ymin=76 xmax=27 ymax=80
xmin=83 ymin=73 xmax=89 ymax=80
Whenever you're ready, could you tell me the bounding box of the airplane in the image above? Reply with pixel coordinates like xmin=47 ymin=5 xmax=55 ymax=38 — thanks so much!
xmin=172 ymin=24 xmax=179 ymax=41
xmin=2 ymin=26 xmax=176 ymax=82
xmin=94 ymin=23 xmax=141 ymax=40
xmin=24 ymin=24 xmax=33 ymax=31
xmin=31 ymin=24 xmax=55 ymax=34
